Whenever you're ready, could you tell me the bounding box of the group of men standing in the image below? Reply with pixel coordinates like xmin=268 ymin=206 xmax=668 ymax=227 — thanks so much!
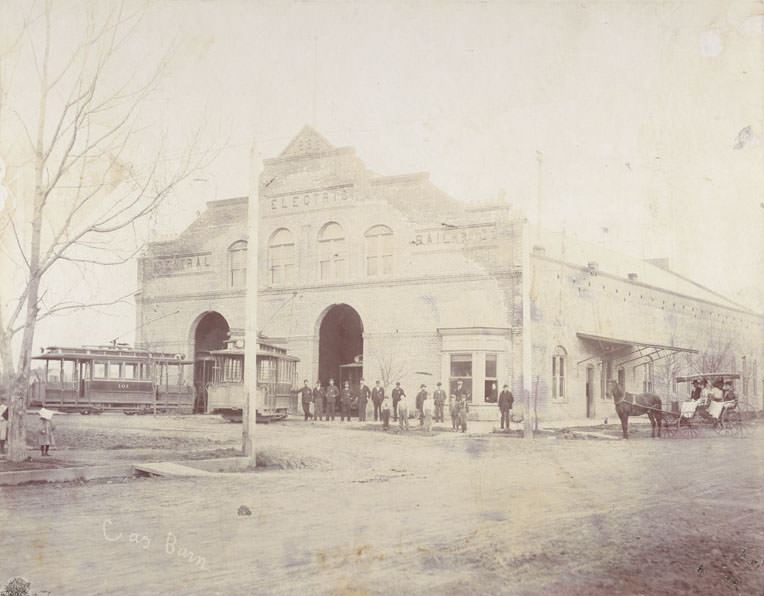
xmin=300 ymin=377 xmax=516 ymax=433
xmin=300 ymin=378 xmax=386 ymax=423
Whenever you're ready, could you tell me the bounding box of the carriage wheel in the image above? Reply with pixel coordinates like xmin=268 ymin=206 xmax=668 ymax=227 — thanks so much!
xmin=663 ymin=415 xmax=678 ymax=438
xmin=674 ymin=417 xmax=692 ymax=439
xmin=725 ymin=410 xmax=743 ymax=437
xmin=712 ymin=418 xmax=725 ymax=435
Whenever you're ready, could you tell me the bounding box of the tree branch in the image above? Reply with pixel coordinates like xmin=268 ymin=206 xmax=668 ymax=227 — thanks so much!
xmin=36 ymin=290 xmax=136 ymax=323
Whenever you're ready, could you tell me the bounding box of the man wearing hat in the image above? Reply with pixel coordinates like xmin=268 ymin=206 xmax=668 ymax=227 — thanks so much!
xmin=415 ymin=384 xmax=428 ymax=427
xmin=371 ymin=380 xmax=385 ymax=421
xmin=300 ymin=379 xmax=313 ymax=421
xmin=357 ymin=378 xmax=371 ymax=422
xmin=340 ymin=381 xmax=354 ymax=422
xmin=391 ymin=382 xmax=405 ymax=422
xmin=498 ymin=384 xmax=514 ymax=430
xmin=433 ymin=382 xmax=447 ymax=423
xmin=313 ymin=380 xmax=325 ymax=421
xmin=325 ymin=378 xmax=339 ymax=421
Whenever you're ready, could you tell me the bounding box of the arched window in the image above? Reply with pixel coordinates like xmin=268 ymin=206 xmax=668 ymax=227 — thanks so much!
xmin=268 ymin=228 xmax=295 ymax=285
xmin=318 ymin=222 xmax=346 ymax=281
xmin=552 ymin=346 xmax=567 ymax=400
xmin=228 ymin=240 xmax=247 ymax=288
xmin=364 ymin=225 xmax=393 ymax=276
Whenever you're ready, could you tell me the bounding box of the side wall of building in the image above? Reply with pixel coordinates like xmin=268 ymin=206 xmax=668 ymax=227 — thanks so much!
xmin=530 ymin=255 xmax=764 ymax=422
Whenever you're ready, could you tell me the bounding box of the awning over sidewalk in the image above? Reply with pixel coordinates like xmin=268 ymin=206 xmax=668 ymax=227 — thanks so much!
xmin=576 ymin=332 xmax=697 ymax=365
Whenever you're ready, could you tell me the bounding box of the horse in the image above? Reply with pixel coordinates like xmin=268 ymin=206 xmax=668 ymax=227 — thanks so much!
xmin=606 ymin=380 xmax=662 ymax=439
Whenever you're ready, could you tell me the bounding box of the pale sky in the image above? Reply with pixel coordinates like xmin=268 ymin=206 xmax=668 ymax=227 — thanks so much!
xmin=1 ymin=0 xmax=762 ymax=350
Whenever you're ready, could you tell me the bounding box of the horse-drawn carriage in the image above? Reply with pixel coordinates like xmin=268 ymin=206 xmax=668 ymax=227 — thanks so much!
xmin=662 ymin=373 xmax=744 ymax=438
xmin=606 ymin=373 xmax=745 ymax=439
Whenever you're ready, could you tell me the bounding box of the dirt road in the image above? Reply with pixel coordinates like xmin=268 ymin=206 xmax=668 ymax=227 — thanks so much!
xmin=1 ymin=417 xmax=762 ymax=595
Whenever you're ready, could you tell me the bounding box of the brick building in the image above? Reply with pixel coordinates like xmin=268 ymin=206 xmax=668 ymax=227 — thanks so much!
xmin=136 ymin=126 xmax=763 ymax=422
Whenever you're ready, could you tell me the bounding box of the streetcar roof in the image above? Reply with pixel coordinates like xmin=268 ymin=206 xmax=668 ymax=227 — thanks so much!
xmin=33 ymin=345 xmax=192 ymax=363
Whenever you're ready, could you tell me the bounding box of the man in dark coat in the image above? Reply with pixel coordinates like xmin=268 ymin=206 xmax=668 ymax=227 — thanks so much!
xmin=415 ymin=384 xmax=428 ymax=426
xmin=391 ymin=382 xmax=405 ymax=421
xmin=325 ymin=378 xmax=339 ymax=421
xmin=340 ymin=381 xmax=353 ymax=422
xmin=313 ymin=381 xmax=324 ymax=421
xmin=498 ymin=384 xmax=514 ymax=430
xmin=300 ymin=380 xmax=313 ymax=421
xmin=371 ymin=380 xmax=385 ymax=421
xmin=433 ymin=382 xmax=447 ymax=423
xmin=357 ymin=378 xmax=370 ymax=422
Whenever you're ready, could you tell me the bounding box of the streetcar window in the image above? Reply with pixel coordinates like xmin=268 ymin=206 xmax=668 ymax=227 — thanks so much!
xmin=221 ymin=357 xmax=243 ymax=383
xmin=107 ymin=362 xmax=122 ymax=379
xmin=166 ymin=364 xmax=181 ymax=386
xmin=258 ymin=357 xmax=277 ymax=383
xmin=94 ymin=362 xmax=106 ymax=379
xmin=47 ymin=360 xmax=61 ymax=383
xmin=124 ymin=363 xmax=137 ymax=379
xmin=62 ymin=360 xmax=76 ymax=383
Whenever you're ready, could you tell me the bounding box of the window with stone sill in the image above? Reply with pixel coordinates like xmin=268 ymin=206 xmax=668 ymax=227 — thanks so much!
xmin=228 ymin=240 xmax=248 ymax=288
xmin=484 ymin=353 xmax=498 ymax=403
xmin=318 ymin=222 xmax=346 ymax=281
xmin=450 ymin=353 xmax=473 ymax=402
xmin=551 ymin=346 xmax=567 ymax=401
xmin=365 ymin=225 xmax=393 ymax=276
xmin=268 ymin=228 xmax=295 ymax=286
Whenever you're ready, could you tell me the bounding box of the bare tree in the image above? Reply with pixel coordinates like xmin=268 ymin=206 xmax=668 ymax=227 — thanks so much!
xmin=367 ymin=338 xmax=414 ymax=389
xmin=0 ymin=1 xmax=210 ymax=461
xmin=690 ymin=338 xmax=736 ymax=375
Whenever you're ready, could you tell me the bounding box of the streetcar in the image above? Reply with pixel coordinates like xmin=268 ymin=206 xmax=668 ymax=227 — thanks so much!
xmin=30 ymin=344 xmax=194 ymax=414
xmin=205 ymin=336 xmax=299 ymax=422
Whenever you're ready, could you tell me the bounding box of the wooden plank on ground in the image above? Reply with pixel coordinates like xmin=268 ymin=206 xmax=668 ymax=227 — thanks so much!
xmin=132 ymin=462 xmax=214 ymax=477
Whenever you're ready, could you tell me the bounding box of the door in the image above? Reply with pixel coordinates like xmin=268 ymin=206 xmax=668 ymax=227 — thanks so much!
xmin=586 ymin=366 xmax=595 ymax=418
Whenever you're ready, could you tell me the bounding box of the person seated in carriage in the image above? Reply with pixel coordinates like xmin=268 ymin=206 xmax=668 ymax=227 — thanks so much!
xmin=690 ymin=379 xmax=706 ymax=401
xmin=704 ymin=379 xmax=737 ymax=423
xmin=707 ymin=379 xmax=724 ymax=402
xmin=722 ymin=380 xmax=737 ymax=402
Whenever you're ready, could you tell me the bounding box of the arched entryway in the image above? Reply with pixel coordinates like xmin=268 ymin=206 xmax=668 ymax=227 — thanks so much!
xmin=192 ymin=311 xmax=230 ymax=412
xmin=318 ymin=304 xmax=363 ymax=388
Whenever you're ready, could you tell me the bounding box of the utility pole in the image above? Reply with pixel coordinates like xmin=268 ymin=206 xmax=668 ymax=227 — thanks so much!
xmin=243 ymin=140 xmax=262 ymax=463
xmin=522 ymin=218 xmax=534 ymax=439
xmin=536 ymin=151 xmax=543 ymax=244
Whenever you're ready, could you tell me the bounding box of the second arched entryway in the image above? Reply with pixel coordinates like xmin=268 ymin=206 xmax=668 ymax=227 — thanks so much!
xmin=318 ymin=304 xmax=363 ymax=388
xmin=192 ymin=311 xmax=230 ymax=412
